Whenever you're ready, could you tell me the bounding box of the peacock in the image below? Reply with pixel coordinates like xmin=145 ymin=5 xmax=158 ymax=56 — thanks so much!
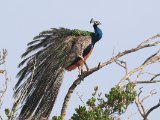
xmin=14 ymin=18 xmax=103 ymax=119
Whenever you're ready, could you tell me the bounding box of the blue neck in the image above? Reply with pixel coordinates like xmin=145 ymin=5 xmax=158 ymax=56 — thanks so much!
xmin=92 ymin=24 xmax=102 ymax=45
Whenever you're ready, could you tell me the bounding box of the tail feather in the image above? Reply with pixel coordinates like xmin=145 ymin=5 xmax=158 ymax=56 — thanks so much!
xmin=19 ymin=68 xmax=64 ymax=119
xmin=14 ymin=27 xmax=93 ymax=119
xmin=14 ymin=28 xmax=72 ymax=119
xmin=34 ymin=69 xmax=64 ymax=119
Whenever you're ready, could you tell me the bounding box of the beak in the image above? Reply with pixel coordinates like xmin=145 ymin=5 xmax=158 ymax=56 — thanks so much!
xmin=90 ymin=18 xmax=94 ymax=24
xmin=90 ymin=18 xmax=102 ymax=25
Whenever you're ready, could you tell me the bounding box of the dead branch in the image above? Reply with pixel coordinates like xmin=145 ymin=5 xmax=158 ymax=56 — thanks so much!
xmin=141 ymin=89 xmax=157 ymax=103
xmin=134 ymin=80 xmax=160 ymax=84
xmin=150 ymin=73 xmax=160 ymax=81
xmin=115 ymin=59 xmax=128 ymax=74
xmin=61 ymin=77 xmax=83 ymax=119
xmin=144 ymin=100 xmax=160 ymax=120
xmin=0 ymin=116 xmax=3 ymax=120
xmin=0 ymin=49 xmax=8 ymax=108
xmin=0 ymin=49 xmax=7 ymax=65
xmin=135 ymin=88 xmax=160 ymax=120
xmin=142 ymin=49 xmax=160 ymax=65
xmin=135 ymin=88 xmax=146 ymax=118
xmin=118 ymin=53 xmax=160 ymax=86
xmin=76 ymin=92 xmax=85 ymax=105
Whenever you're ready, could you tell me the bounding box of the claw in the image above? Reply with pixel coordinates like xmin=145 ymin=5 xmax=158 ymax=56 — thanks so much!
xmin=78 ymin=55 xmax=89 ymax=71
xmin=78 ymin=66 xmax=82 ymax=75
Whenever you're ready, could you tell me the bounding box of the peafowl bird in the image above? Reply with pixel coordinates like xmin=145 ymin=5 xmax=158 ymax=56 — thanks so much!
xmin=14 ymin=18 xmax=103 ymax=119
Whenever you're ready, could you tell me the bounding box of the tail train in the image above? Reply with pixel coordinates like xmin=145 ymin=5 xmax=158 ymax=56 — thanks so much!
xmin=14 ymin=19 xmax=102 ymax=119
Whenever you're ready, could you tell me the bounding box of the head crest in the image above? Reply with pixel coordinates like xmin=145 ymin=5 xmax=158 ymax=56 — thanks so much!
xmin=90 ymin=18 xmax=101 ymax=25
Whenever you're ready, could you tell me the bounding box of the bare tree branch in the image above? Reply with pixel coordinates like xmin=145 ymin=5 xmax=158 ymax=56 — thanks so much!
xmin=76 ymin=92 xmax=85 ymax=105
xmin=135 ymin=87 xmax=160 ymax=120
xmin=142 ymin=49 xmax=160 ymax=65
xmin=144 ymin=100 xmax=160 ymax=120
xmin=115 ymin=59 xmax=128 ymax=74
xmin=0 ymin=116 xmax=3 ymax=120
xmin=134 ymin=80 xmax=160 ymax=84
xmin=0 ymin=49 xmax=8 ymax=108
xmin=141 ymin=89 xmax=157 ymax=103
xmin=0 ymin=49 xmax=7 ymax=65
xmin=118 ymin=53 xmax=160 ymax=86
xmin=135 ymin=88 xmax=146 ymax=118
xmin=61 ymin=77 xmax=83 ymax=119
xmin=61 ymin=34 xmax=160 ymax=119
xmin=150 ymin=73 xmax=160 ymax=81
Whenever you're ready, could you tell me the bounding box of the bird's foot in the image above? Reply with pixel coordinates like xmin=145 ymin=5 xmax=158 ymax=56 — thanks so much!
xmin=78 ymin=55 xmax=89 ymax=71
xmin=78 ymin=66 xmax=82 ymax=76
xmin=78 ymin=66 xmax=87 ymax=78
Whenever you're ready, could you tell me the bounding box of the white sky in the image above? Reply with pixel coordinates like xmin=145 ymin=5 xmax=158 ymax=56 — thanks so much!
xmin=0 ymin=0 xmax=160 ymax=119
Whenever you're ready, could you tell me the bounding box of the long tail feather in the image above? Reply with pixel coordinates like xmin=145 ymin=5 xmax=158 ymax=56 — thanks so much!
xmin=19 ymin=68 xmax=64 ymax=119
xmin=14 ymin=28 xmax=73 ymax=119
xmin=14 ymin=27 xmax=93 ymax=119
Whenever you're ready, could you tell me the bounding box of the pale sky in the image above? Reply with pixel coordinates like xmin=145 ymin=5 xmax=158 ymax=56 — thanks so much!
xmin=0 ymin=0 xmax=160 ymax=119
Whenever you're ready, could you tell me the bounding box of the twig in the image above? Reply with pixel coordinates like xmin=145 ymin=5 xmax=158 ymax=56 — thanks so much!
xmin=134 ymin=80 xmax=160 ymax=84
xmin=135 ymin=88 xmax=146 ymax=118
xmin=144 ymin=100 xmax=160 ymax=120
xmin=135 ymin=88 xmax=160 ymax=120
xmin=0 ymin=54 xmax=9 ymax=108
xmin=142 ymin=49 xmax=160 ymax=65
xmin=0 ymin=116 xmax=3 ymax=120
xmin=76 ymin=92 xmax=85 ymax=105
xmin=135 ymin=69 xmax=144 ymax=83
xmin=118 ymin=55 xmax=160 ymax=86
xmin=150 ymin=73 xmax=160 ymax=81
xmin=0 ymin=49 xmax=8 ymax=120
xmin=141 ymin=89 xmax=157 ymax=103
xmin=138 ymin=34 xmax=160 ymax=47
xmin=115 ymin=59 xmax=128 ymax=74
xmin=0 ymin=49 xmax=7 ymax=65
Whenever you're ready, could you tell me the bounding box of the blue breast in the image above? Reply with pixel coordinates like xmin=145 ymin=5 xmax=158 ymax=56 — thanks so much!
xmin=92 ymin=25 xmax=102 ymax=45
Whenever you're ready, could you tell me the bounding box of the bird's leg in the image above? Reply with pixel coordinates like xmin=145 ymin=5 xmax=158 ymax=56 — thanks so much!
xmin=78 ymin=55 xmax=89 ymax=71
xmin=84 ymin=61 xmax=89 ymax=71
xmin=78 ymin=66 xmax=82 ymax=75
xmin=78 ymin=66 xmax=85 ymax=75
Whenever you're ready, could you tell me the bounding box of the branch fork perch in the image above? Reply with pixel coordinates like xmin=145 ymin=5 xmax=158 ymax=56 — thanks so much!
xmin=60 ymin=34 xmax=160 ymax=119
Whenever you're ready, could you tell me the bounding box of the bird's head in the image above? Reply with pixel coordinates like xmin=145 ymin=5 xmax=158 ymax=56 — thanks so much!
xmin=90 ymin=18 xmax=101 ymax=26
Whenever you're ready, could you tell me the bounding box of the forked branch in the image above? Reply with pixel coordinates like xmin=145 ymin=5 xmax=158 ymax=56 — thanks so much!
xmin=61 ymin=34 xmax=160 ymax=119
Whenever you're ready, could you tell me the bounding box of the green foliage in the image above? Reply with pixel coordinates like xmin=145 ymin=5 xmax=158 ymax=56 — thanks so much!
xmin=106 ymin=83 xmax=137 ymax=114
xmin=71 ymin=83 xmax=137 ymax=120
xmin=71 ymin=105 xmax=111 ymax=120
xmin=72 ymin=29 xmax=92 ymax=36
